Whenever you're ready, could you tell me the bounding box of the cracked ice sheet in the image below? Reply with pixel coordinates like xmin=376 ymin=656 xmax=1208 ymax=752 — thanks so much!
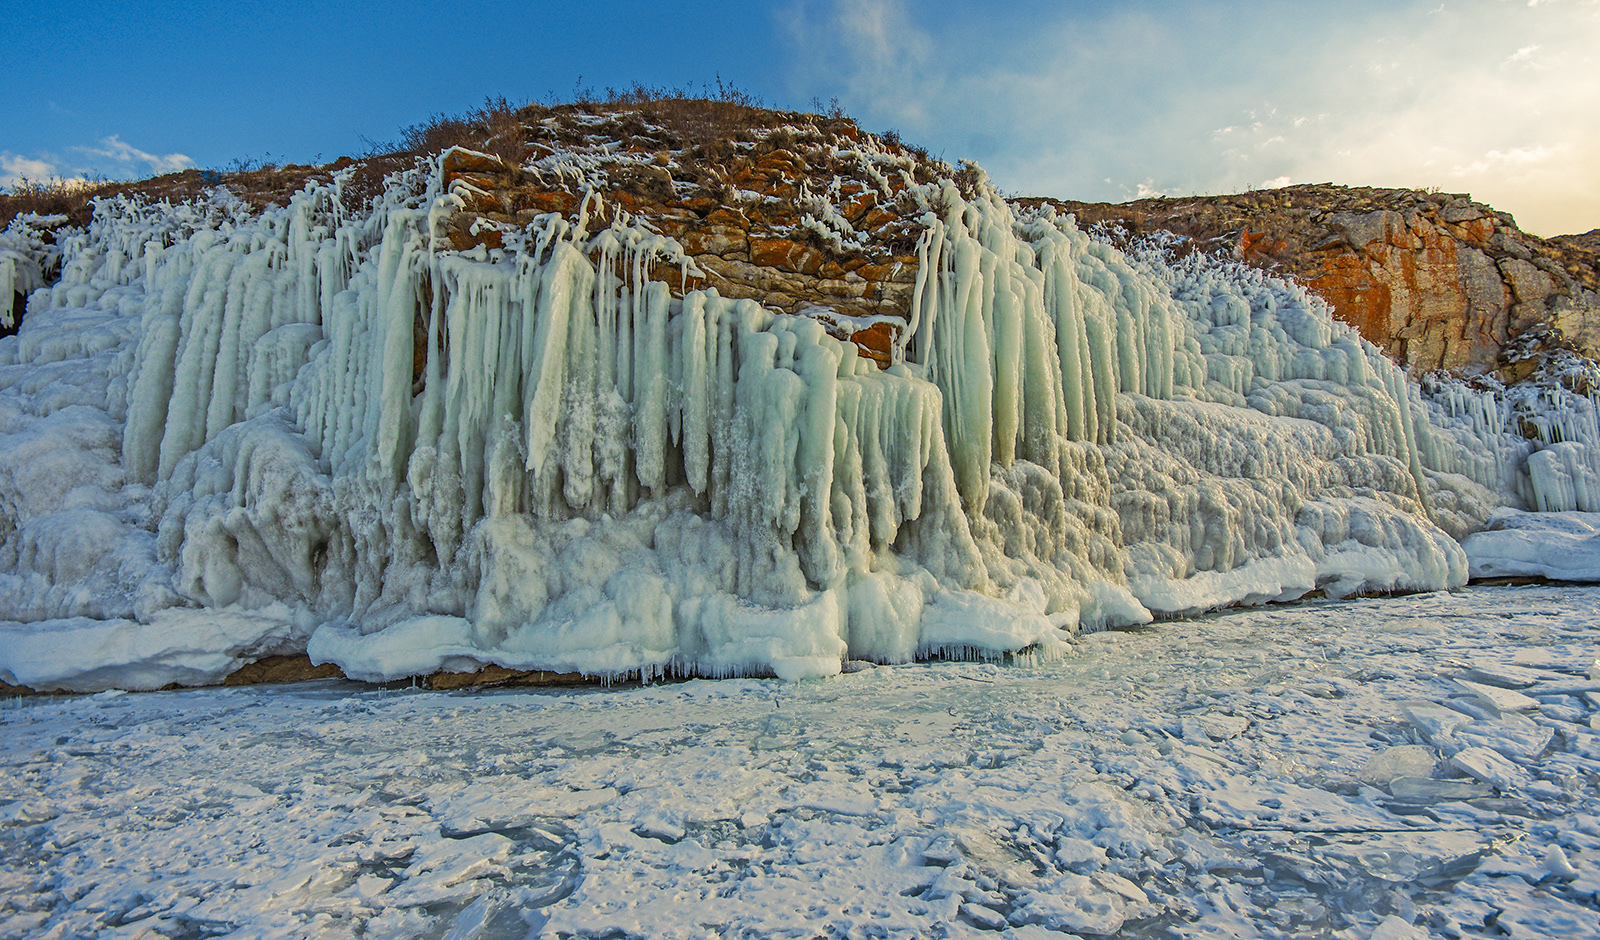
xmin=4 ymin=585 xmax=1600 ymax=940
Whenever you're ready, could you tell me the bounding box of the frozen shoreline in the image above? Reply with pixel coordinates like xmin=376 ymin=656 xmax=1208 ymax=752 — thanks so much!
xmin=5 ymin=583 xmax=1599 ymax=939
xmin=4 ymin=512 xmax=1594 ymax=697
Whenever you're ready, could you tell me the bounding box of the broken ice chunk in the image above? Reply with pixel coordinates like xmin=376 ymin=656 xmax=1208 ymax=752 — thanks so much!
xmin=960 ymin=903 xmax=1008 ymax=930
xmin=1400 ymin=701 xmax=1475 ymax=749
xmin=1386 ymin=777 xmax=1493 ymax=801
xmin=1450 ymin=746 xmax=1534 ymax=793
xmin=921 ymin=833 xmax=960 ymax=866
xmin=1452 ymin=678 xmax=1540 ymax=715
xmin=1546 ymin=845 xmax=1581 ymax=881
xmin=1054 ymin=836 xmax=1107 ymax=870
xmin=1360 ymin=745 xmax=1438 ymax=787
xmin=632 ymin=812 xmax=685 ymax=843
xmin=1091 ymin=870 xmax=1149 ymax=904
xmin=1312 ymin=829 xmax=1490 ymax=886
xmin=1462 ymin=663 xmax=1546 ymax=689
xmin=1539 ymin=702 xmax=1586 ymax=723
xmin=1181 ymin=714 xmax=1249 ymax=741
xmin=1454 ymin=715 xmax=1553 ymax=762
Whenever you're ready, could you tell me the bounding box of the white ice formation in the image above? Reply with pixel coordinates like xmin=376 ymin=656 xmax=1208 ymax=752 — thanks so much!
xmin=0 ymin=145 xmax=1593 ymax=690
xmin=0 ymin=212 xmax=63 ymax=330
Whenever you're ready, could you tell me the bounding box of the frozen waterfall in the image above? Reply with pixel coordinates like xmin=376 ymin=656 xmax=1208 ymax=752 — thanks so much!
xmin=0 ymin=152 xmax=1587 ymax=691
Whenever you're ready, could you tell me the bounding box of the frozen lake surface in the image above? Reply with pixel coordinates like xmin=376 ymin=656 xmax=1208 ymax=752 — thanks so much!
xmin=4 ymin=583 xmax=1600 ymax=939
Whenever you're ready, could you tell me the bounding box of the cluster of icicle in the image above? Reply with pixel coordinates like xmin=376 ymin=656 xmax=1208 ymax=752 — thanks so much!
xmin=1426 ymin=367 xmax=1600 ymax=514
xmin=1 ymin=212 xmax=68 ymax=329
xmin=0 ymin=149 xmax=1588 ymax=685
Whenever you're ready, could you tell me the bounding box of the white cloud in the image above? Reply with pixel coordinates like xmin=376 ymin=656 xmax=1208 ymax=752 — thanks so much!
xmin=1453 ymin=145 xmax=1562 ymax=175
xmin=1507 ymin=43 xmax=1543 ymax=63
xmin=2 ymin=135 xmax=196 ymax=192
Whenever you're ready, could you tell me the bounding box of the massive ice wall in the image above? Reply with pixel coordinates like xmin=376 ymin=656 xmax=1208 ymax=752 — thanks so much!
xmin=0 ymin=148 xmax=1579 ymax=691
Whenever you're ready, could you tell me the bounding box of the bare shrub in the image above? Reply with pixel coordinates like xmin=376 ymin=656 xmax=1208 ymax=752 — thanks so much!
xmin=395 ymin=95 xmax=528 ymax=164
xmin=952 ymin=161 xmax=983 ymax=199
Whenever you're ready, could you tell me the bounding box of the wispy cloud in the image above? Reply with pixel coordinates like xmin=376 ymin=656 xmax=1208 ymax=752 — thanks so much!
xmin=1506 ymin=43 xmax=1543 ymax=64
xmin=781 ymin=0 xmax=939 ymax=128
xmin=782 ymin=0 xmax=1600 ymax=235
xmin=2 ymin=135 xmax=195 ymax=192
xmin=72 ymin=136 xmax=194 ymax=176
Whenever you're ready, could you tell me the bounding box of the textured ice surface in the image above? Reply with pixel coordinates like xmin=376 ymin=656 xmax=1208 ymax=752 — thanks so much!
xmin=4 ymin=585 xmax=1599 ymax=939
xmin=0 ymin=153 xmax=1587 ymax=689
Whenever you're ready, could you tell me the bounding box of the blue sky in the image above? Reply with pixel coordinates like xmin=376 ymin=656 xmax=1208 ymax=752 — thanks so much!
xmin=5 ymin=0 xmax=1596 ymax=235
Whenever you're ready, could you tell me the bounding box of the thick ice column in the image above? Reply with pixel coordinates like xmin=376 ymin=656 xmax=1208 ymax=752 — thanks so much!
xmin=1041 ymin=241 xmax=1095 ymax=443
xmin=204 ymin=243 xmax=281 ymax=440
xmin=631 ymin=277 xmax=672 ymax=494
xmin=939 ymin=210 xmax=994 ymax=511
xmin=522 ymin=242 xmax=590 ymax=484
xmin=976 ymin=205 xmax=1024 ymax=470
xmin=123 ymin=304 xmax=185 ymax=480
xmin=788 ymin=319 xmax=844 ymax=586
xmin=157 ymin=241 xmax=241 ymax=477
xmin=673 ymin=290 xmax=713 ymax=495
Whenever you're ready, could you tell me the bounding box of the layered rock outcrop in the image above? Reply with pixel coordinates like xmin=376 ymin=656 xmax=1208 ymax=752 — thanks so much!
xmin=1046 ymin=185 xmax=1600 ymax=380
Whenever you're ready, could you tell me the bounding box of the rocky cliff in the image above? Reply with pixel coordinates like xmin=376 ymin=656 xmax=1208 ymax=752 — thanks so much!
xmin=9 ymin=96 xmax=1600 ymax=694
xmin=1043 ymin=186 xmax=1600 ymax=382
xmin=432 ymin=108 xmax=1600 ymax=385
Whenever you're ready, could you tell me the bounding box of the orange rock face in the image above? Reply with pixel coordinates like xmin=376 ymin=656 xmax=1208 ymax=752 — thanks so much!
xmin=1044 ymin=185 xmax=1599 ymax=379
xmin=750 ymin=237 xmax=826 ymax=276
xmin=845 ymin=320 xmax=901 ymax=369
xmin=1299 ymin=207 xmax=1531 ymax=373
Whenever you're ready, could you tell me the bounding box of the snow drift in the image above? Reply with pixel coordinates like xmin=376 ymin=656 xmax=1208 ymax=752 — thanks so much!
xmin=0 ymin=141 xmax=1591 ymax=691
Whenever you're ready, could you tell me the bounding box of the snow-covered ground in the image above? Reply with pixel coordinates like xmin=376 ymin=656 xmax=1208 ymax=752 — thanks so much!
xmin=4 ymin=582 xmax=1599 ymax=940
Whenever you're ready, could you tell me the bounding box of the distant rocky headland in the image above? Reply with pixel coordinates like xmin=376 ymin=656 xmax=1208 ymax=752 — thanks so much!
xmin=1040 ymin=186 xmax=1599 ymax=383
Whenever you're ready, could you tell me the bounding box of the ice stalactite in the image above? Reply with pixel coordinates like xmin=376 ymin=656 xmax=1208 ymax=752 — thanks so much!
xmin=90 ymin=159 xmax=1029 ymax=682
xmin=0 ymin=147 xmax=1590 ymax=691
